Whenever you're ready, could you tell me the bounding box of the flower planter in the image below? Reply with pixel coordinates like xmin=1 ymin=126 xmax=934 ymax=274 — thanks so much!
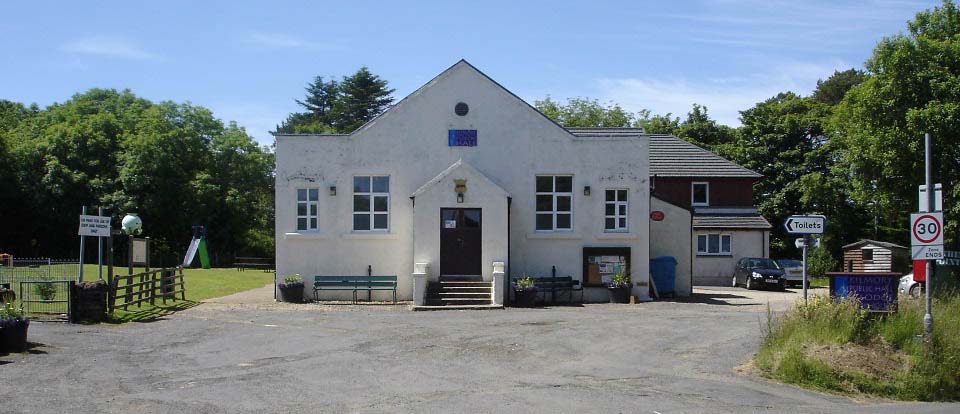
xmin=513 ymin=289 xmax=538 ymax=307
xmin=278 ymin=284 xmax=304 ymax=303
xmin=607 ymin=286 xmax=631 ymax=303
xmin=0 ymin=320 xmax=29 ymax=353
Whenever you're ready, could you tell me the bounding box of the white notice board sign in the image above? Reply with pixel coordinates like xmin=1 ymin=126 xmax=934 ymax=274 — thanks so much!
xmin=78 ymin=215 xmax=111 ymax=237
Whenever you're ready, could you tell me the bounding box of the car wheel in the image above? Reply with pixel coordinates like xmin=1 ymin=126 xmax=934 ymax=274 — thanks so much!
xmin=746 ymin=277 xmax=754 ymax=290
xmin=732 ymin=275 xmax=738 ymax=288
xmin=909 ymin=284 xmax=922 ymax=299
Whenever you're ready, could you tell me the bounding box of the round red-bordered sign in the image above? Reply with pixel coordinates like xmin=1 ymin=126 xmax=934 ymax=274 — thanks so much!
xmin=912 ymin=214 xmax=942 ymax=244
xmin=650 ymin=211 xmax=665 ymax=221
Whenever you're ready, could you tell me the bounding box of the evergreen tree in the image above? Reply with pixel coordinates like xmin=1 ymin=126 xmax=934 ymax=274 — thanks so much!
xmin=333 ymin=67 xmax=395 ymax=132
xmin=295 ymin=76 xmax=339 ymax=125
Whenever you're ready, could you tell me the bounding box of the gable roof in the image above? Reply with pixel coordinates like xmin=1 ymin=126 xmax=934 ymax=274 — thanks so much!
xmin=565 ymin=129 xmax=760 ymax=178
xmin=842 ymin=239 xmax=909 ymax=251
xmin=647 ymin=134 xmax=760 ymax=178
xmin=274 ymin=59 xmax=575 ymax=139
xmin=411 ymin=159 xmax=510 ymax=198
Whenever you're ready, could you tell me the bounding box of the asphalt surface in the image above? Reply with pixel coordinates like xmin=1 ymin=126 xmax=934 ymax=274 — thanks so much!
xmin=1 ymin=286 xmax=957 ymax=414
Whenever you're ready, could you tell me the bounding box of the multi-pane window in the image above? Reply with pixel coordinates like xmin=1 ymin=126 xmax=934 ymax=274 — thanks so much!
xmin=296 ymin=188 xmax=319 ymax=231
xmin=604 ymin=190 xmax=628 ymax=232
xmin=697 ymin=233 xmax=731 ymax=255
xmin=692 ymin=182 xmax=709 ymax=206
xmin=535 ymin=175 xmax=573 ymax=231
xmin=353 ymin=176 xmax=389 ymax=231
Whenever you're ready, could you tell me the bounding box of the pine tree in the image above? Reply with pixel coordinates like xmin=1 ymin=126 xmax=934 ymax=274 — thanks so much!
xmin=295 ymin=76 xmax=339 ymax=125
xmin=333 ymin=67 xmax=395 ymax=132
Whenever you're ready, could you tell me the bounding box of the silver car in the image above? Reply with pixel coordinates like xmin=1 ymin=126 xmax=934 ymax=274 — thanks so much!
xmin=899 ymin=273 xmax=922 ymax=298
xmin=776 ymin=259 xmax=803 ymax=287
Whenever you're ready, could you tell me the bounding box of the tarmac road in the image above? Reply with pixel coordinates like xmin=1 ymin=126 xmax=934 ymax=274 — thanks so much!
xmin=1 ymin=286 xmax=957 ymax=414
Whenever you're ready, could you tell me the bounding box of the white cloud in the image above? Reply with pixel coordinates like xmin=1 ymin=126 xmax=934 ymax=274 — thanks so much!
xmin=596 ymin=60 xmax=850 ymax=126
xmin=62 ymin=36 xmax=157 ymax=60
xmin=247 ymin=32 xmax=334 ymax=50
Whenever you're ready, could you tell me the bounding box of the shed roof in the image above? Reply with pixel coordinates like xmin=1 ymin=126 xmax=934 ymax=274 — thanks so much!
xmin=692 ymin=214 xmax=772 ymax=229
xmin=842 ymin=239 xmax=909 ymax=251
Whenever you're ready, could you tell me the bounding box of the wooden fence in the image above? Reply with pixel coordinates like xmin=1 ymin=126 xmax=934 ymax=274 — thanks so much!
xmin=108 ymin=266 xmax=186 ymax=312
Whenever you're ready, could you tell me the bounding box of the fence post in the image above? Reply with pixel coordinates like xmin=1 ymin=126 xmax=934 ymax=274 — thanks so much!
xmin=180 ymin=267 xmax=186 ymax=301
xmin=150 ymin=270 xmax=156 ymax=306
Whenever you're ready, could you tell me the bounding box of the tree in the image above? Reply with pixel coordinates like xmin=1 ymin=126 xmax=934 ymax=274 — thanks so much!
xmin=534 ymin=97 xmax=636 ymax=127
xmin=296 ymin=76 xmax=339 ymax=124
xmin=832 ymin=0 xmax=960 ymax=246
xmin=812 ymin=69 xmax=867 ymax=105
xmin=333 ymin=67 xmax=395 ymax=132
xmin=676 ymin=104 xmax=735 ymax=149
xmin=635 ymin=110 xmax=679 ymax=135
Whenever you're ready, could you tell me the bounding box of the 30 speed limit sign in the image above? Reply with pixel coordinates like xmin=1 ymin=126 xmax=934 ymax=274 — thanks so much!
xmin=911 ymin=212 xmax=944 ymax=259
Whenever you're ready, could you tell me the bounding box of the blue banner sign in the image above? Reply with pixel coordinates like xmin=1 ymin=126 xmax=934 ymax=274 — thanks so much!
xmin=448 ymin=129 xmax=477 ymax=147
xmin=827 ymin=272 xmax=900 ymax=312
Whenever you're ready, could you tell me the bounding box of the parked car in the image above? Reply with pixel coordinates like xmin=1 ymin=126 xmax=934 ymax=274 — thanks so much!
xmin=776 ymin=259 xmax=804 ymax=287
xmin=733 ymin=257 xmax=786 ymax=290
xmin=898 ymin=273 xmax=922 ymax=298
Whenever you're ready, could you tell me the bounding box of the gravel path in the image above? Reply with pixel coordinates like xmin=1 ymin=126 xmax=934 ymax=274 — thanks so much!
xmin=1 ymin=286 xmax=956 ymax=414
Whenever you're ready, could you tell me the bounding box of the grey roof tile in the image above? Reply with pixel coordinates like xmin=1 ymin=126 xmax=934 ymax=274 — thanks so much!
xmin=693 ymin=214 xmax=772 ymax=229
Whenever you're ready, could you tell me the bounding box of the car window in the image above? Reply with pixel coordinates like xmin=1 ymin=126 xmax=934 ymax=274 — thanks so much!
xmin=778 ymin=259 xmax=802 ymax=267
xmin=749 ymin=258 xmax=778 ymax=269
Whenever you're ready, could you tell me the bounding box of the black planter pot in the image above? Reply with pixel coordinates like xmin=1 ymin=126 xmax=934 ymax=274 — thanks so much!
xmin=278 ymin=284 xmax=304 ymax=303
xmin=607 ymin=286 xmax=631 ymax=303
xmin=0 ymin=321 xmax=29 ymax=353
xmin=513 ymin=289 xmax=538 ymax=307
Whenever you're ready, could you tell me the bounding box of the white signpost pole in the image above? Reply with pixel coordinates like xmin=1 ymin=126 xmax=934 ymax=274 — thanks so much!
xmin=802 ymin=235 xmax=809 ymax=307
xmin=98 ymin=206 xmax=104 ymax=281
xmin=923 ymin=132 xmax=934 ymax=341
xmin=79 ymin=206 xmax=86 ymax=283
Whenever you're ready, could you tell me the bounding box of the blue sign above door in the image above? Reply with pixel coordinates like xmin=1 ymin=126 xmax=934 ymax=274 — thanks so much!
xmin=448 ymin=129 xmax=477 ymax=147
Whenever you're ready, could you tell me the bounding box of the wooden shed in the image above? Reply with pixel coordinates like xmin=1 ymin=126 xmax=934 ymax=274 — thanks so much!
xmin=842 ymin=239 xmax=910 ymax=274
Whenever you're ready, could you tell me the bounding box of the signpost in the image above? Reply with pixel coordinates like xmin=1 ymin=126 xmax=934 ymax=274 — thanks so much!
xmin=917 ymin=132 xmax=940 ymax=341
xmin=785 ymin=215 xmax=826 ymax=306
xmin=78 ymin=208 xmax=111 ymax=282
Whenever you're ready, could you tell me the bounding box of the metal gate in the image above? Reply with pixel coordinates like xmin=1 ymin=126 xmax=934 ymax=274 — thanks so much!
xmin=18 ymin=280 xmax=72 ymax=321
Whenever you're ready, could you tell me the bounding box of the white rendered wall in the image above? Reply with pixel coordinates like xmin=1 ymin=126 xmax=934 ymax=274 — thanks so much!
xmin=275 ymin=61 xmax=651 ymax=302
xmin=650 ymin=198 xmax=692 ymax=296
xmin=692 ymin=229 xmax=768 ymax=286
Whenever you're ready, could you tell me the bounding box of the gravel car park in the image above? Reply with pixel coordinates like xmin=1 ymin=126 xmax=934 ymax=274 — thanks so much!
xmin=2 ymin=285 xmax=957 ymax=414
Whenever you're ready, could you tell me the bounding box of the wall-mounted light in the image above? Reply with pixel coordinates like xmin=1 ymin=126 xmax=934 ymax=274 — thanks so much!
xmin=457 ymin=193 xmax=464 ymax=203
xmin=583 ymin=186 xmax=591 ymax=196
xmin=329 ymin=186 xmax=337 ymax=196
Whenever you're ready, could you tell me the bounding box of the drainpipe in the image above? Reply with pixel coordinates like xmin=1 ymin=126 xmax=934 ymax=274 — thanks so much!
xmin=506 ymin=197 xmax=512 ymax=306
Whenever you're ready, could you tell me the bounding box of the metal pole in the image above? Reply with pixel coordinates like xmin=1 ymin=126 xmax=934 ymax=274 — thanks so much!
xmin=923 ymin=132 xmax=934 ymax=340
xmin=79 ymin=206 xmax=86 ymax=283
xmin=802 ymin=235 xmax=808 ymax=307
xmin=98 ymin=206 xmax=104 ymax=281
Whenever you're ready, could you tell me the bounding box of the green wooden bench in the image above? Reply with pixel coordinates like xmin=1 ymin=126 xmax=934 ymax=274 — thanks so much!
xmin=516 ymin=276 xmax=582 ymax=304
xmin=313 ymin=275 xmax=398 ymax=304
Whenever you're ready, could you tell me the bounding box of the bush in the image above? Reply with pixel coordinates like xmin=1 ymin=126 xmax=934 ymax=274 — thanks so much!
xmin=33 ymin=282 xmax=57 ymax=301
xmin=756 ymin=293 xmax=960 ymax=400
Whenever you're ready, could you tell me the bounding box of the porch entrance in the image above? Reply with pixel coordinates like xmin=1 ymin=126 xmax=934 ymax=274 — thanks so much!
xmin=439 ymin=208 xmax=482 ymax=276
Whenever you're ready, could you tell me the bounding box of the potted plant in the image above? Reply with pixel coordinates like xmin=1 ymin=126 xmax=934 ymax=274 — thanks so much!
xmin=278 ymin=274 xmax=304 ymax=303
xmin=606 ymin=271 xmax=631 ymax=303
xmin=0 ymin=302 xmax=29 ymax=353
xmin=512 ymin=275 xmax=538 ymax=307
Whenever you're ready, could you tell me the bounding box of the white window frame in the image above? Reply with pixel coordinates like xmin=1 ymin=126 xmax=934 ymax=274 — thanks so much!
xmin=535 ymin=175 xmax=573 ymax=232
xmin=691 ymin=181 xmax=710 ymax=207
xmin=604 ymin=189 xmax=628 ymax=232
xmin=352 ymin=175 xmax=390 ymax=232
xmin=697 ymin=233 xmax=732 ymax=256
xmin=296 ymin=188 xmax=319 ymax=232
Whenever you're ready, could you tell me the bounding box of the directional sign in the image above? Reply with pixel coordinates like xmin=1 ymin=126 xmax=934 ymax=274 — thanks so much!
xmin=913 ymin=245 xmax=944 ymax=260
xmin=910 ymin=212 xmax=944 ymax=246
xmin=784 ymin=215 xmax=826 ymax=234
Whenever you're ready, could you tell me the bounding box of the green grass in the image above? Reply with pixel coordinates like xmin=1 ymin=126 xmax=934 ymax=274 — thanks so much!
xmin=1 ymin=264 xmax=273 ymax=323
xmin=109 ymin=267 xmax=273 ymax=323
xmin=755 ymin=292 xmax=960 ymax=401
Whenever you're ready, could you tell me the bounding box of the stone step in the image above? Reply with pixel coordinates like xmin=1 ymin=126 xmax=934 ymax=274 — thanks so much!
xmin=437 ymin=281 xmax=492 ymax=288
xmin=427 ymin=286 xmax=491 ymax=293
xmin=425 ymin=298 xmax=492 ymax=306
xmin=438 ymin=275 xmax=483 ymax=282
xmin=412 ymin=304 xmax=503 ymax=311
xmin=432 ymin=292 xmax=491 ymax=298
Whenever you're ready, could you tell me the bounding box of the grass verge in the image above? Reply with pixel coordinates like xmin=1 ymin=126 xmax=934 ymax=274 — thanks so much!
xmin=755 ymin=292 xmax=960 ymax=401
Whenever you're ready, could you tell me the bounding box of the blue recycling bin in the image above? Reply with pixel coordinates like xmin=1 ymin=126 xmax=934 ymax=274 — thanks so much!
xmin=650 ymin=256 xmax=678 ymax=296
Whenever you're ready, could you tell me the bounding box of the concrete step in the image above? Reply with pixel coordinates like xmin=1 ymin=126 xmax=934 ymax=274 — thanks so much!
xmin=438 ymin=275 xmax=483 ymax=282
xmin=432 ymin=292 xmax=491 ymax=298
xmin=427 ymin=286 xmax=491 ymax=294
xmin=412 ymin=304 xmax=503 ymax=311
xmin=425 ymin=298 xmax=492 ymax=306
xmin=437 ymin=281 xmax=492 ymax=288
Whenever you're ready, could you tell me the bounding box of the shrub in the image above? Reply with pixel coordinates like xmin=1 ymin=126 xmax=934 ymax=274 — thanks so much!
xmin=33 ymin=282 xmax=57 ymax=301
xmin=512 ymin=275 xmax=536 ymax=292
xmin=279 ymin=274 xmax=303 ymax=289
xmin=607 ymin=271 xmax=630 ymax=288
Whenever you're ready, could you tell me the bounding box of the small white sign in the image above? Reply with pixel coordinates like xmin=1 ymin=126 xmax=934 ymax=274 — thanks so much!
xmin=910 ymin=212 xmax=944 ymax=247
xmin=444 ymin=220 xmax=457 ymax=229
xmin=78 ymin=215 xmax=111 ymax=237
xmin=913 ymin=245 xmax=944 ymax=260
xmin=784 ymin=215 xmax=826 ymax=234
xmin=919 ymin=184 xmax=943 ymax=212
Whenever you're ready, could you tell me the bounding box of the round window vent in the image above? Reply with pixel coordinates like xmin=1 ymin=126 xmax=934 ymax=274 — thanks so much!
xmin=455 ymin=102 xmax=469 ymax=116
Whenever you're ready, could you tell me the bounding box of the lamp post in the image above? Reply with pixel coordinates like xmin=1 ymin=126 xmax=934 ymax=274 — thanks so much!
xmin=121 ymin=213 xmax=143 ymax=276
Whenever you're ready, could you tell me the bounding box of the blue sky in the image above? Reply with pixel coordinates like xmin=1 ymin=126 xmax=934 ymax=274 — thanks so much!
xmin=0 ymin=0 xmax=939 ymax=145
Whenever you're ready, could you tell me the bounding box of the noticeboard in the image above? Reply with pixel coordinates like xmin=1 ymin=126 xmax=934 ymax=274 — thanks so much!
xmin=827 ymin=272 xmax=900 ymax=312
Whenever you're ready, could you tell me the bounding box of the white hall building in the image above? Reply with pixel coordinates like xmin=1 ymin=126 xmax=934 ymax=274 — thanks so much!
xmin=274 ymin=60 xmax=763 ymax=306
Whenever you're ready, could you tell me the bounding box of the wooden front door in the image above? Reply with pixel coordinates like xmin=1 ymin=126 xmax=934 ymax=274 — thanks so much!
xmin=440 ymin=208 xmax=482 ymax=276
